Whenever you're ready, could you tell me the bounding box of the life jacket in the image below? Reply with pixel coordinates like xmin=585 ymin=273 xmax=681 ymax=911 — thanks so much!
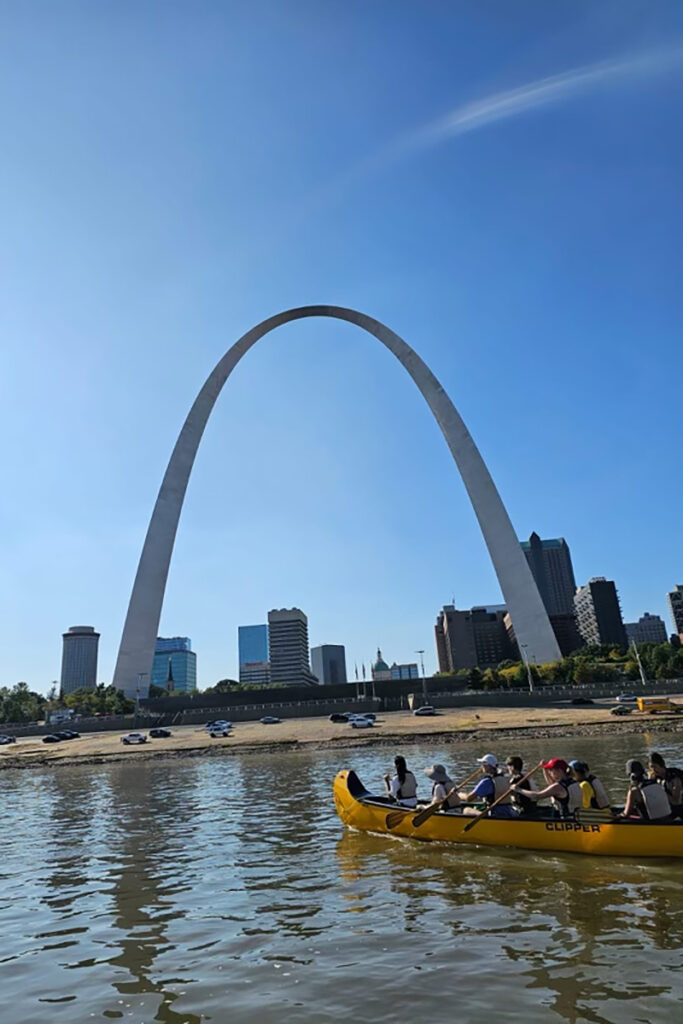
xmin=636 ymin=778 xmax=671 ymax=820
xmin=482 ymin=771 xmax=511 ymax=806
xmin=587 ymin=773 xmax=610 ymax=809
xmin=551 ymin=776 xmax=583 ymax=818
xmin=431 ymin=779 xmax=458 ymax=809
xmin=509 ymin=772 xmax=535 ymax=815
xmin=396 ymin=771 xmax=417 ymax=801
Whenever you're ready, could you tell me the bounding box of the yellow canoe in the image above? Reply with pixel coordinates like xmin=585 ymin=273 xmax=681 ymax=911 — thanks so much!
xmin=333 ymin=770 xmax=683 ymax=858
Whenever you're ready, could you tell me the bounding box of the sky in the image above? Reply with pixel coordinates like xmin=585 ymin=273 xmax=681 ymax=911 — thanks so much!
xmin=2 ymin=1 xmax=683 ymax=694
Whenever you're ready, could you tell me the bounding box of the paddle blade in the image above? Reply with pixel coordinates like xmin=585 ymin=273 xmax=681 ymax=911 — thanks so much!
xmin=386 ymin=809 xmax=411 ymax=830
xmin=412 ymin=804 xmax=438 ymax=827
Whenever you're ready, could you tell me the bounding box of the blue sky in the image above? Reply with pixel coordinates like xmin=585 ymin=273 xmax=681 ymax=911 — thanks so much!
xmin=2 ymin=2 xmax=683 ymax=693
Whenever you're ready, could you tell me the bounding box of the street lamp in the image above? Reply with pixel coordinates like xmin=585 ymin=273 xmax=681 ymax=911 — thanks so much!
xmin=415 ymin=649 xmax=428 ymax=703
xmin=520 ymin=645 xmax=534 ymax=694
xmin=136 ymin=673 xmax=147 ymax=716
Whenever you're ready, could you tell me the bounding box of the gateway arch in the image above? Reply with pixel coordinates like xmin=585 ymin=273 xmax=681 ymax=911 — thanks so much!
xmin=113 ymin=305 xmax=560 ymax=698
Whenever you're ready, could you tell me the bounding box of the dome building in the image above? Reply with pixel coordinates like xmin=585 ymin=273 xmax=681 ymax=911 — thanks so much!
xmin=371 ymin=649 xmax=392 ymax=681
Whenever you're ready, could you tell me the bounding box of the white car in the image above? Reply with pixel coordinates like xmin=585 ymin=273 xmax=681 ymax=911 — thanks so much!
xmin=205 ymin=720 xmax=232 ymax=731
xmin=349 ymin=716 xmax=373 ymax=729
xmin=121 ymin=732 xmax=147 ymax=745
xmin=413 ymin=705 xmax=436 ymax=716
xmin=260 ymin=716 xmax=281 ymax=724
xmin=208 ymin=727 xmax=231 ymax=738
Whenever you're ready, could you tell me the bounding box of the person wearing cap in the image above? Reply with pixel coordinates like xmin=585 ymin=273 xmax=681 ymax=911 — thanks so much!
xmin=621 ymin=759 xmax=672 ymax=821
xmin=424 ymin=764 xmax=460 ymax=810
xmin=568 ymin=760 xmax=611 ymax=810
xmin=512 ymin=758 xmax=582 ymax=819
xmin=460 ymin=754 xmax=515 ymax=818
xmin=384 ymin=754 xmax=418 ymax=808
xmin=505 ymin=756 xmax=539 ymax=817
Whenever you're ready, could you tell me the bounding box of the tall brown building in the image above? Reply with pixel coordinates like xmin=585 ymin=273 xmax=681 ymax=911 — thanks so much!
xmin=435 ymin=605 xmax=516 ymax=672
xmin=520 ymin=532 xmax=581 ymax=655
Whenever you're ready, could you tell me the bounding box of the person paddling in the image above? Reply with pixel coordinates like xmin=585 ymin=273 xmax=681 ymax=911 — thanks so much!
xmin=621 ymin=759 xmax=672 ymax=822
xmin=512 ymin=757 xmax=581 ymax=819
xmin=568 ymin=760 xmax=611 ymax=809
xmin=460 ymin=754 xmax=516 ymax=818
xmin=423 ymin=764 xmax=460 ymax=810
xmin=505 ymin=756 xmax=539 ymax=817
xmin=384 ymin=755 xmax=418 ymax=808
xmin=648 ymin=752 xmax=683 ymax=817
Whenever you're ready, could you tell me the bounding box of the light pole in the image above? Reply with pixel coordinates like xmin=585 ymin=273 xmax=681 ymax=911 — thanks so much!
xmin=136 ymin=672 xmax=147 ymax=716
xmin=520 ymin=645 xmax=534 ymax=694
xmin=416 ymin=649 xmax=428 ymax=703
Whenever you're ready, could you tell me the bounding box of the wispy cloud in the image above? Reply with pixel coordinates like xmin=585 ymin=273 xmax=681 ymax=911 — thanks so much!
xmin=304 ymin=47 xmax=683 ymax=210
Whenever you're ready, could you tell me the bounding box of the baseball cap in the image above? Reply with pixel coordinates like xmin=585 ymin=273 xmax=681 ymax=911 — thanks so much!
xmin=568 ymin=759 xmax=587 ymax=773
xmin=542 ymin=757 xmax=568 ymax=772
xmin=476 ymin=754 xmax=498 ymax=767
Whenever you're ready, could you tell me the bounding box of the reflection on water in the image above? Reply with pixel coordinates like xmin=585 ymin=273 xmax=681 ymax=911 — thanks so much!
xmin=1 ymin=735 xmax=682 ymax=1023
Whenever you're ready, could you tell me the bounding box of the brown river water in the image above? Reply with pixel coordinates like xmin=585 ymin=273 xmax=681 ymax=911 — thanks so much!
xmin=1 ymin=732 xmax=682 ymax=1023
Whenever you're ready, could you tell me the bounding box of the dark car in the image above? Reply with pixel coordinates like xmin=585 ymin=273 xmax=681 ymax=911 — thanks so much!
xmin=0 ymin=734 xmax=17 ymax=745
xmin=64 ymin=730 xmax=80 ymax=738
xmin=56 ymin=730 xmax=77 ymax=739
xmin=329 ymin=713 xmax=350 ymax=723
xmin=149 ymin=728 xmax=172 ymax=739
xmin=42 ymin=734 xmax=61 ymax=743
xmin=571 ymin=697 xmax=594 ymax=706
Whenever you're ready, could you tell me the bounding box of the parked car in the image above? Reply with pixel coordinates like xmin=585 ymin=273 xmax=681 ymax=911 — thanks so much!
xmin=149 ymin=728 xmax=172 ymax=738
xmin=62 ymin=730 xmax=80 ymax=738
xmin=571 ymin=697 xmax=594 ymax=706
xmin=42 ymin=734 xmax=61 ymax=743
xmin=329 ymin=713 xmax=350 ymax=723
xmin=611 ymin=706 xmax=633 ymax=716
xmin=208 ymin=728 xmax=231 ymax=738
xmin=0 ymin=734 xmax=17 ymax=745
xmin=121 ymin=732 xmax=147 ymax=745
xmin=616 ymin=694 xmax=638 ymax=703
xmin=205 ymin=720 xmax=232 ymax=731
xmin=260 ymin=716 xmax=281 ymax=724
xmin=56 ymin=730 xmax=78 ymax=740
xmin=413 ymin=705 xmax=436 ymax=716
xmin=350 ymin=717 xmax=373 ymax=729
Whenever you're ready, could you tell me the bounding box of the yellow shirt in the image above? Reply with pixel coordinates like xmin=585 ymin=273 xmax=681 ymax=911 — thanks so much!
xmin=578 ymin=779 xmax=596 ymax=808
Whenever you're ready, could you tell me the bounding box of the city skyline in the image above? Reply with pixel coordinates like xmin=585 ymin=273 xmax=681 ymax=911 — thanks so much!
xmin=2 ymin=5 xmax=683 ymax=693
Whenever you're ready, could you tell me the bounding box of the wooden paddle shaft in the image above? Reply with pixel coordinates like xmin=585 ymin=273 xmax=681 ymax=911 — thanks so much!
xmin=462 ymin=761 xmax=540 ymax=831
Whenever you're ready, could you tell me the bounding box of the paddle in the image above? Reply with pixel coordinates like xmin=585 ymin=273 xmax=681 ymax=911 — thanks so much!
xmin=411 ymin=766 xmax=483 ymax=828
xmin=462 ymin=761 xmax=542 ymax=833
xmin=385 ymin=766 xmax=480 ymax=830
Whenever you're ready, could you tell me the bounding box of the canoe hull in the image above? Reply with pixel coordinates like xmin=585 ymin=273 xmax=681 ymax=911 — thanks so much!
xmin=333 ymin=770 xmax=683 ymax=858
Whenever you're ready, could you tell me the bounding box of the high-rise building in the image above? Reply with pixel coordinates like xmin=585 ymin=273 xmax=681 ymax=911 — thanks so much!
xmin=435 ymin=605 xmax=515 ymax=671
xmin=668 ymin=586 xmax=683 ymax=638
xmin=60 ymin=625 xmax=100 ymax=695
xmin=238 ymin=624 xmax=270 ymax=685
xmin=521 ymin=532 xmax=577 ymax=615
xmin=311 ymin=645 xmax=347 ymax=686
xmin=390 ymin=662 xmax=419 ymax=680
xmin=574 ymin=578 xmax=626 ymax=648
xmin=151 ymin=637 xmax=197 ymax=693
xmin=625 ymin=613 xmax=668 ymax=646
xmin=268 ymin=608 xmax=318 ymax=686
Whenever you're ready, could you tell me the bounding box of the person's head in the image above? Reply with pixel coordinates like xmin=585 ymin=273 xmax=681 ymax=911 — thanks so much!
xmin=506 ymin=756 xmax=523 ymax=774
xmin=626 ymin=759 xmax=646 ymax=783
xmin=569 ymin=759 xmax=588 ymax=781
xmin=424 ymin=763 xmax=450 ymax=785
xmin=542 ymin=757 xmax=569 ymax=780
xmin=394 ymin=755 xmax=407 ymax=781
xmin=649 ymin=752 xmax=666 ymax=777
xmin=477 ymin=753 xmax=498 ymax=775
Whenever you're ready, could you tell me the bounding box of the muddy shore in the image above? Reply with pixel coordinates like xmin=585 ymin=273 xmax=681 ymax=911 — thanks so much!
xmin=3 ymin=704 xmax=683 ymax=771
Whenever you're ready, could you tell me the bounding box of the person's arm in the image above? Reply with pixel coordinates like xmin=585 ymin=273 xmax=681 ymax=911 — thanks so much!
xmin=462 ymin=777 xmax=494 ymax=803
xmin=431 ymin=782 xmax=447 ymax=806
xmin=670 ymin=776 xmax=682 ymax=805
xmin=621 ymin=786 xmax=641 ymax=818
xmin=384 ymin=774 xmax=391 ymax=795
xmin=388 ymin=777 xmax=401 ymax=801
xmin=514 ymin=782 xmax=562 ymax=802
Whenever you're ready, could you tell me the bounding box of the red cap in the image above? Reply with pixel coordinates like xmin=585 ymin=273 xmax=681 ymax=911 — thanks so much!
xmin=542 ymin=758 xmax=568 ymax=772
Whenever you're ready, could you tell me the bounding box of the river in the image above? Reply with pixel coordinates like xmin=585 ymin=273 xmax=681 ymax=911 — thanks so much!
xmin=2 ymin=732 xmax=682 ymax=1023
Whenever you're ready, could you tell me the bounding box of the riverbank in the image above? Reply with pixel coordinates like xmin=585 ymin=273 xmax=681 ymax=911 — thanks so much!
xmin=3 ymin=703 xmax=683 ymax=770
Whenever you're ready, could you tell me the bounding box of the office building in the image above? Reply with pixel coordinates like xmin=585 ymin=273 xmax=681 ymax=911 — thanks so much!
xmin=574 ymin=578 xmax=627 ymax=648
xmin=311 ymin=645 xmax=347 ymax=686
xmin=390 ymin=662 xmax=419 ymax=680
xmin=238 ymin=624 xmax=270 ymax=685
xmin=625 ymin=613 xmax=668 ymax=646
xmin=521 ymin=532 xmax=577 ymax=616
xmin=435 ymin=605 xmax=515 ymax=672
xmin=151 ymin=636 xmax=197 ymax=693
xmin=668 ymin=585 xmax=683 ymax=639
xmin=60 ymin=625 xmax=100 ymax=696
xmin=268 ymin=608 xmax=319 ymax=686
